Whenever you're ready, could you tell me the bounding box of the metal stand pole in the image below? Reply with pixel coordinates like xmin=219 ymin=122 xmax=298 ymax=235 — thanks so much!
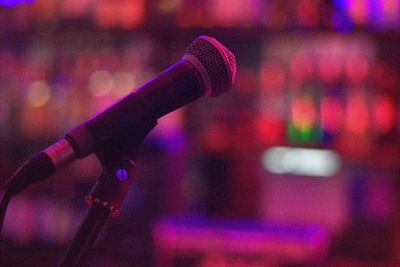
xmin=58 ymin=158 xmax=136 ymax=267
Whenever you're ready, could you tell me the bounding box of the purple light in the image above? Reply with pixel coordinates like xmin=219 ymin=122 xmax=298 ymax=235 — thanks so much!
xmin=333 ymin=0 xmax=400 ymax=30
xmin=0 ymin=0 xmax=33 ymax=7
xmin=153 ymin=216 xmax=331 ymax=261
xmin=116 ymin=169 xmax=129 ymax=182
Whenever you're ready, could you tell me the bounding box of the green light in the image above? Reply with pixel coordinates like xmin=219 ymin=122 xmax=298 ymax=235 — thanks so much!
xmin=287 ymin=121 xmax=322 ymax=144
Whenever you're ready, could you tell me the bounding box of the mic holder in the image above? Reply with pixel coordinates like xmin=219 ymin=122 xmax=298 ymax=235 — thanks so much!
xmin=58 ymin=120 xmax=156 ymax=267
xmin=84 ymin=158 xmax=136 ymax=218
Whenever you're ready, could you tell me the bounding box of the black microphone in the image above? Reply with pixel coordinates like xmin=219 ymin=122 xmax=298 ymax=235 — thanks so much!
xmin=5 ymin=35 xmax=236 ymax=195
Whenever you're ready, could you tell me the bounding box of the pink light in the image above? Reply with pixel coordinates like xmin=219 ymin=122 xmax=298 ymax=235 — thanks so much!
xmin=318 ymin=54 xmax=342 ymax=84
xmin=95 ymin=0 xmax=145 ymax=29
xmin=382 ymin=0 xmax=399 ymax=13
xmin=211 ymin=0 xmax=263 ymax=26
xmin=321 ymin=96 xmax=344 ymax=133
xmin=377 ymin=0 xmax=400 ymax=27
xmin=348 ymin=0 xmax=369 ymax=25
xmin=345 ymin=54 xmax=370 ymax=83
xmin=290 ymin=51 xmax=316 ymax=82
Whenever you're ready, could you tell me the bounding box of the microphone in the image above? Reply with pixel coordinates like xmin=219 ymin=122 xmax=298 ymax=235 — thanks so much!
xmin=5 ymin=35 xmax=237 ymax=196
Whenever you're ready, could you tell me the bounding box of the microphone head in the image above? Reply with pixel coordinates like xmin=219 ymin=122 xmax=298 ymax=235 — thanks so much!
xmin=183 ymin=35 xmax=237 ymax=97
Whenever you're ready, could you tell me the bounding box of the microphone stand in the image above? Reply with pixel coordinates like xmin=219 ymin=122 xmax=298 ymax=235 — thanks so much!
xmin=58 ymin=121 xmax=156 ymax=267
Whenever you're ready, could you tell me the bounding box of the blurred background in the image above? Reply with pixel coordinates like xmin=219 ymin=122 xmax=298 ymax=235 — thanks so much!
xmin=0 ymin=0 xmax=399 ymax=266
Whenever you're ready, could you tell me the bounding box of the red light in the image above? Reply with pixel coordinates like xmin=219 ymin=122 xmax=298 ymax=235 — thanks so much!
xmin=256 ymin=116 xmax=285 ymax=144
xmin=202 ymin=121 xmax=232 ymax=152
xmin=260 ymin=61 xmax=286 ymax=91
xmin=373 ymin=95 xmax=396 ymax=134
xmin=373 ymin=62 xmax=399 ymax=90
xmin=345 ymin=93 xmax=369 ymax=135
xmin=263 ymin=2 xmax=288 ymax=29
xmin=297 ymin=0 xmax=320 ymax=26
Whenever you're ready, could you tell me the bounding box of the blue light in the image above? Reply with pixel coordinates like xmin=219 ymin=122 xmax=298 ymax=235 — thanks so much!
xmin=333 ymin=0 xmax=349 ymax=8
xmin=332 ymin=0 xmax=355 ymax=32
xmin=332 ymin=9 xmax=354 ymax=32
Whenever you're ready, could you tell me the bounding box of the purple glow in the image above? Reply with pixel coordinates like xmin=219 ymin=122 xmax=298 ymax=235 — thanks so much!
xmin=333 ymin=0 xmax=400 ymax=30
xmin=116 ymin=168 xmax=129 ymax=182
xmin=371 ymin=0 xmax=400 ymax=30
xmin=0 ymin=0 xmax=33 ymax=7
xmin=154 ymin=216 xmax=330 ymax=261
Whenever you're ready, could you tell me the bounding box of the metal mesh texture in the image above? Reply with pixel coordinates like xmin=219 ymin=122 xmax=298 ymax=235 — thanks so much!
xmin=185 ymin=36 xmax=236 ymax=97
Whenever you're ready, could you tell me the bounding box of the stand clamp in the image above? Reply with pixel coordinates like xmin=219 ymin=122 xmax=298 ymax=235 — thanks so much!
xmin=85 ymin=158 xmax=136 ymax=217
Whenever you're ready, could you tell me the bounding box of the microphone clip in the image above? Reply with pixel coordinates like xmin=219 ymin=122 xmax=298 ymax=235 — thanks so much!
xmin=85 ymin=158 xmax=136 ymax=218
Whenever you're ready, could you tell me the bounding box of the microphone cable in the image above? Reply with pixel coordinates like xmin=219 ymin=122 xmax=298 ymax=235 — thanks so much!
xmin=0 ymin=190 xmax=12 ymax=237
xmin=0 ymin=189 xmax=13 ymax=266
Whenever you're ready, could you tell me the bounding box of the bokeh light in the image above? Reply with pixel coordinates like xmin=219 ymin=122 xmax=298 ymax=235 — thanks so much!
xmin=25 ymin=80 xmax=51 ymax=108
xmin=112 ymin=72 xmax=136 ymax=97
xmin=89 ymin=70 xmax=113 ymax=97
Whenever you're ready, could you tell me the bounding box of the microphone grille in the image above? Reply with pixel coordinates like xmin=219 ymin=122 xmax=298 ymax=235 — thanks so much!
xmin=183 ymin=36 xmax=236 ymax=97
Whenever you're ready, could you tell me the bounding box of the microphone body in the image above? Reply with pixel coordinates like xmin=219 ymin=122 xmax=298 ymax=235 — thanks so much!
xmin=5 ymin=35 xmax=236 ymax=195
xmin=67 ymin=60 xmax=203 ymax=159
